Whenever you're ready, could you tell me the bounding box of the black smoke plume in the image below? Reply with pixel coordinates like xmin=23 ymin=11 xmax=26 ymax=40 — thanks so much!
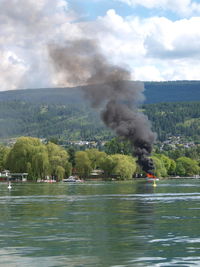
xmin=49 ymin=39 xmax=156 ymax=173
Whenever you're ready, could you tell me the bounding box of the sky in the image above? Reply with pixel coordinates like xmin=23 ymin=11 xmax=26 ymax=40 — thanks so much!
xmin=1 ymin=0 xmax=200 ymax=91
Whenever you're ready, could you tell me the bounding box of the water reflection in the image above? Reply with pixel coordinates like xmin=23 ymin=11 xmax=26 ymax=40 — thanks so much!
xmin=0 ymin=180 xmax=200 ymax=266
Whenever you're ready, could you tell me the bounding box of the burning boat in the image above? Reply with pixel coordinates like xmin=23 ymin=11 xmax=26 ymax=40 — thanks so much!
xmin=146 ymin=173 xmax=159 ymax=181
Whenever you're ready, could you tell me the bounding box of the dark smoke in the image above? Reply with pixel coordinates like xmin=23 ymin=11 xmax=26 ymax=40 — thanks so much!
xmin=49 ymin=39 xmax=156 ymax=173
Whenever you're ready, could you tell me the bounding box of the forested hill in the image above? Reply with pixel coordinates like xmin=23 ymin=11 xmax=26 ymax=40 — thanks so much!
xmin=0 ymin=100 xmax=200 ymax=143
xmin=0 ymin=80 xmax=200 ymax=142
xmin=144 ymin=81 xmax=200 ymax=103
xmin=0 ymin=80 xmax=200 ymax=104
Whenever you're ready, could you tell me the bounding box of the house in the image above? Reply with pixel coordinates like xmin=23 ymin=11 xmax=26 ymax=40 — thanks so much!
xmin=0 ymin=170 xmax=11 ymax=181
xmin=10 ymin=173 xmax=28 ymax=182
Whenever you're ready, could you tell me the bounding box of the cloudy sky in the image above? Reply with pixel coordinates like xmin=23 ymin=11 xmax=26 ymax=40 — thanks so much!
xmin=1 ymin=0 xmax=200 ymax=91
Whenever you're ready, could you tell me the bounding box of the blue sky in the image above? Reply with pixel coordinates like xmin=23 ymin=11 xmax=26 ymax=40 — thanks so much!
xmin=68 ymin=0 xmax=137 ymax=20
xmin=1 ymin=0 xmax=200 ymax=91
xmin=67 ymin=0 xmax=185 ymax=21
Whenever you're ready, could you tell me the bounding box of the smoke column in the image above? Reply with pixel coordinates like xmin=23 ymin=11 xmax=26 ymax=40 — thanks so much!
xmin=49 ymin=39 xmax=156 ymax=173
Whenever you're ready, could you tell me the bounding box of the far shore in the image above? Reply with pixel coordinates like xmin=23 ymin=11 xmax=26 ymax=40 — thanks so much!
xmin=1 ymin=176 xmax=200 ymax=183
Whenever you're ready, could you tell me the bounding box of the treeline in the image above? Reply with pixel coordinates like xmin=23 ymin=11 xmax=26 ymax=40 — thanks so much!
xmin=145 ymin=102 xmax=200 ymax=142
xmin=0 ymin=137 xmax=71 ymax=181
xmin=0 ymin=137 xmax=199 ymax=180
xmin=144 ymin=80 xmax=200 ymax=103
xmin=0 ymin=101 xmax=112 ymax=140
xmin=0 ymin=101 xmax=200 ymax=143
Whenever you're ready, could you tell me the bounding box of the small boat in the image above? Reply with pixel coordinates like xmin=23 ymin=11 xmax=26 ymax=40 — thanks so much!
xmin=63 ymin=177 xmax=76 ymax=182
xmin=63 ymin=176 xmax=83 ymax=183
xmin=146 ymin=177 xmax=159 ymax=181
xmin=7 ymin=181 xmax=12 ymax=189
xmin=146 ymin=173 xmax=159 ymax=182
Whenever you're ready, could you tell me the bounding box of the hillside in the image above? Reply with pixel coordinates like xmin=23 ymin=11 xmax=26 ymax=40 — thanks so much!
xmin=0 ymin=80 xmax=200 ymax=105
xmin=145 ymin=102 xmax=200 ymax=142
xmin=0 ymin=100 xmax=199 ymax=143
xmin=0 ymin=80 xmax=200 ymax=142
xmin=144 ymin=80 xmax=200 ymax=103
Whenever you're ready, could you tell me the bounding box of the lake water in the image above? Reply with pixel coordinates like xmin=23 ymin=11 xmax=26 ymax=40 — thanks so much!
xmin=0 ymin=179 xmax=200 ymax=267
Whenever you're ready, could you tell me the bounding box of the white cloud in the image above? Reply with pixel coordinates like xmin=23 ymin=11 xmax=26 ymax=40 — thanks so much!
xmin=79 ymin=9 xmax=200 ymax=81
xmin=117 ymin=0 xmax=200 ymax=17
xmin=0 ymin=51 xmax=27 ymax=90
xmin=1 ymin=1 xmax=200 ymax=91
xmin=133 ymin=66 xmax=165 ymax=81
xmin=0 ymin=0 xmax=78 ymax=91
xmin=143 ymin=17 xmax=200 ymax=59
xmin=95 ymin=10 xmax=200 ymax=81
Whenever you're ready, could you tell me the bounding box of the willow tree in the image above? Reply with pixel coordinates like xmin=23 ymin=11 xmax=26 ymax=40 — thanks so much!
xmin=6 ymin=138 xmax=71 ymax=180
xmin=0 ymin=145 xmax=10 ymax=171
xmin=5 ymin=137 xmax=50 ymax=180
xmin=176 ymin=157 xmax=199 ymax=177
xmin=75 ymin=151 xmax=92 ymax=178
xmin=98 ymin=155 xmax=116 ymax=178
xmin=85 ymin=149 xmax=107 ymax=169
xmin=55 ymin=166 xmax=65 ymax=181
xmin=31 ymin=151 xmax=50 ymax=180
xmin=111 ymin=154 xmax=136 ymax=180
xmin=151 ymin=156 xmax=167 ymax=177
xmin=153 ymin=154 xmax=176 ymax=177
xmin=46 ymin=142 xmax=70 ymax=180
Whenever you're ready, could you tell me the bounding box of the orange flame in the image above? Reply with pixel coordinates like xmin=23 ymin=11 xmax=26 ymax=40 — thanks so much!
xmin=147 ymin=173 xmax=156 ymax=178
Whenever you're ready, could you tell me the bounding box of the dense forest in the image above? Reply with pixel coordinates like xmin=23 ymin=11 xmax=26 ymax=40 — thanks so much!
xmin=0 ymin=101 xmax=200 ymax=143
xmin=0 ymin=137 xmax=199 ymax=179
xmin=145 ymin=102 xmax=200 ymax=142
xmin=144 ymin=80 xmax=200 ymax=103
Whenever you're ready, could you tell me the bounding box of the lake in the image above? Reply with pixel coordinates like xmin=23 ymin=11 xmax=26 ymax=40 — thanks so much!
xmin=0 ymin=179 xmax=200 ymax=266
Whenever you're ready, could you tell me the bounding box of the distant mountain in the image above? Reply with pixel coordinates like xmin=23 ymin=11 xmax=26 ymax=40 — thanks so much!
xmin=144 ymin=81 xmax=200 ymax=103
xmin=0 ymin=86 xmax=83 ymax=105
xmin=0 ymin=100 xmax=199 ymax=142
xmin=0 ymin=80 xmax=200 ymax=104
xmin=0 ymin=80 xmax=200 ymax=142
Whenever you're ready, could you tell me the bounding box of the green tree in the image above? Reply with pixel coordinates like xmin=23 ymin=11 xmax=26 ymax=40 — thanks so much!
xmin=46 ymin=142 xmax=70 ymax=180
xmin=111 ymin=154 xmax=136 ymax=180
xmin=85 ymin=149 xmax=107 ymax=169
xmin=98 ymin=155 xmax=116 ymax=178
xmin=151 ymin=156 xmax=167 ymax=177
xmin=5 ymin=137 xmax=71 ymax=181
xmin=55 ymin=166 xmax=65 ymax=181
xmin=104 ymin=138 xmax=132 ymax=155
xmin=75 ymin=151 xmax=92 ymax=178
xmin=168 ymin=159 xmax=176 ymax=176
xmin=46 ymin=136 xmax=59 ymax=144
xmin=6 ymin=137 xmax=49 ymax=179
xmin=68 ymin=147 xmax=76 ymax=167
xmin=156 ymin=154 xmax=176 ymax=176
xmin=159 ymin=155 xmax=171 ymax=171
xmin=175 ymin=160 xmax=186 ymax=176
xmin=0 ymin=145 xmax=10 ymax=171
xmin=31 ymin=151 xmax=50 ymax=180
xmin=176 ymin=157 xmax=199 ymax=177
xmin=65 ymin=161 xmax=72 ymax=178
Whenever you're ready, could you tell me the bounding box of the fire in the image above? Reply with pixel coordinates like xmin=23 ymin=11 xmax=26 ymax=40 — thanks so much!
xmin=147 ymin=173 xmax=156 ymax=178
